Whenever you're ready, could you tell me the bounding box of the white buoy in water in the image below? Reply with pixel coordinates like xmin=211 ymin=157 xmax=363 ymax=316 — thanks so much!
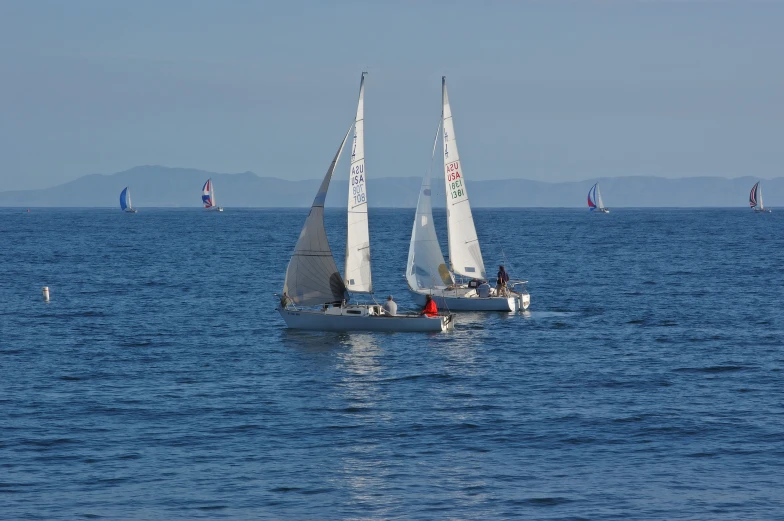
xmin=42 ymin=286 xmax=50 ymax=301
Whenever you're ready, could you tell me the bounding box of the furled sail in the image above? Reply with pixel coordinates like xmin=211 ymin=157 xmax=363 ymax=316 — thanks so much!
xmin=202 ymin=179 xmax=215 ymax=208
xmin=441 ymin=76 xmax=487 ymax=280
xmin=344 ymin=72 xmax=373 ymax=293
xmin=282 ymin=127 xmax=352 ymax=306
xmin=407 ymin=123 xmax=454 ymax=292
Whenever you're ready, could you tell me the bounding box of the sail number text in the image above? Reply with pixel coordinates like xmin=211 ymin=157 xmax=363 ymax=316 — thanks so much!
xmin=446 ymin=162 xmax=464 ymax=199
xmin=351 ymin=164 xmax=366 ymax=205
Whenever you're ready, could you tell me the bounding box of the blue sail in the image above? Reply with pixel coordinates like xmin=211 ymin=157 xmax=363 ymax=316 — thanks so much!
xmin=120 ymin=187 xmax=128 ymax=211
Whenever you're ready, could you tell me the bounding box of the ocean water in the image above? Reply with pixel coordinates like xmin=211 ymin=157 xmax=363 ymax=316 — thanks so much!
xmin=1 ymin=207 xmax=782 ymax=520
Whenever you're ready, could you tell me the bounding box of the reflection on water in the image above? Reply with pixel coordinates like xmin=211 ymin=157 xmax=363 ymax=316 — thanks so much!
xmin=278 ymin=329 xmax=352 ymax=352
xmin=527 ymin=311 xmax=577 ymax=319
xmin=335 ymin=333 xmax=382 ymax=377
xmin=331 ymin=333 xmax=391 ymax=508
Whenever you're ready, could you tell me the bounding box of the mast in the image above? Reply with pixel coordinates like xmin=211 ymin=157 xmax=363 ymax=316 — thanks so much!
xmin=441 ymin=76 xmax=487 ymax=280
xmin=344 ymin=72 xmax=373 ymax=294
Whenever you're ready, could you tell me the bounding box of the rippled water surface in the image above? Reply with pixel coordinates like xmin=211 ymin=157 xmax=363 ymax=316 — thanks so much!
xmin=1 ymin=207 xmax=783 ymax=520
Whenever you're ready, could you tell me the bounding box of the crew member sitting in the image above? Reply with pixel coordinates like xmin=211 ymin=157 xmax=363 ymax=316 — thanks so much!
xmin=420 ymin=294 xmax=438 ymax=317
xmin=383 ymin=295 xmax=397 ymax=316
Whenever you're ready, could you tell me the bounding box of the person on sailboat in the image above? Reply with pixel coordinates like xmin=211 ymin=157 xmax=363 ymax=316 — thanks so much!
xmin=383 ymin=296 xmax=397 ymax=316
xmin=420 ymin=294 xmax=438 ymax=317
xmin=496 ymin=266 xmax=510 ymax=296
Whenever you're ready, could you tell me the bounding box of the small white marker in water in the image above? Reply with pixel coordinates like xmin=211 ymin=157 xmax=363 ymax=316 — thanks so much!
xmin=42 ymin=286 xmax=50 ymax=302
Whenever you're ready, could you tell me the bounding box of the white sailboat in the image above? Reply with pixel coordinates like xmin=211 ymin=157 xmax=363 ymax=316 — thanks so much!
xmin=587 ymin=183 xmax=609 ymax=213
xmin=119 ymin=187 xmax=137 ymax=213
xmin=278 ymin=73 xmax=454 ymax=332
xmin=749 ymin=181 xmax=772 ymax=213
xmin=406 ymin=77 xmax=530 ymax=312
xmin=202 ymin=179 xmax=224 ymax=211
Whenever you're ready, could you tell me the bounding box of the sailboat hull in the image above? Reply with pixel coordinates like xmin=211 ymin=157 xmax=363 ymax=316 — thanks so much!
xmin=278 ymin=306 xmax=453 ymax=332
xmin=410 ymin=289 xmax=528 ymax=312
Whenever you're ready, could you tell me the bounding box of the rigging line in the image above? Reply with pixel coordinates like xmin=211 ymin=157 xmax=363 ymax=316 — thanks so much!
xmin=500 ymin=248 xmax=523 ymax=289
xmin=428 ymin=118 xmax=442 ymax=179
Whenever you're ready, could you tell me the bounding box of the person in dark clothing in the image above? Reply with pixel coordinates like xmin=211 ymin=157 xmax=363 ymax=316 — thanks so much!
xmin=496 ymin=265 xmax=510 ymax=296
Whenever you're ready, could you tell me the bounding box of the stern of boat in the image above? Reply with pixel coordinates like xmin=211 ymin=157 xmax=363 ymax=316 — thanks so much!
xmin=511 ymin=281 xmax=531 ymax=311
xmin=442 ymin=313 xmax=455 ymax=331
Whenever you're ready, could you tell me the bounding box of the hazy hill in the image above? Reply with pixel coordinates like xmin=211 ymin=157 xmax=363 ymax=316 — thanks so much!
xmin=0 ymin=165 xmax=780 ymax=208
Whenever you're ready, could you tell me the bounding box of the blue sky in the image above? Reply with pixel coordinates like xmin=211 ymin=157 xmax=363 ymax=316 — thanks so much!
xmin=1 ymin=0 xmax=783 ymax=190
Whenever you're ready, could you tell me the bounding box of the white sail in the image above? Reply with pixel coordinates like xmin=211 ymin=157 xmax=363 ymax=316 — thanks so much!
xmin=441 ymin=77 xmax=486 ymax=280
xmin=596 ymin=183 xmax=605 ymax=210
xmin=407 ymin=123 xmax=454 ymax=292
xmin=127 ymin=188 xmax=133 ymax=210
xmin=282 ymin=126 xmax=352 ymax=306
xmin=758 ymin=182 xmax=764 ymax=210
xmin=344 ymin=72 xmax=372 ymax=294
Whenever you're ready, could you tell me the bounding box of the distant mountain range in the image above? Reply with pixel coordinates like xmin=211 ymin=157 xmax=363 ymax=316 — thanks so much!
xmin=0 ymin=165 xmax=780 ymax=208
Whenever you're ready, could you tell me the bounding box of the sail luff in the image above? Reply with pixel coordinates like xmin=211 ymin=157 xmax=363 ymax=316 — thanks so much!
xmin=282 ymin=126 xmax=352 ymax=306
xmin=441 ymin=76 xmax=487 ymax=280
xmin=407 ymin=121 xmax=454 ymax=291
xmin=344 ymin=72 xmax=373 ymax=294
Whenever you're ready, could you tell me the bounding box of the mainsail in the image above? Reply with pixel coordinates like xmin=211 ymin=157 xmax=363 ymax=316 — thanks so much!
xmin=596 ymin=183 xmax=605 ymax=210
xmin=202 ymin=179 xmax=215 ymax=208
xmin=441 ymin=76 xmax=487 ymax=280
xmin=407 ymin=123 xmax=454 ymax=292
xmin=282 ymin=127 xmax=352 ymax=306
xmin=757 ymin=182 xmax=765 ymax=210
xmin=344 ymin=72 xmax=372 ymax=293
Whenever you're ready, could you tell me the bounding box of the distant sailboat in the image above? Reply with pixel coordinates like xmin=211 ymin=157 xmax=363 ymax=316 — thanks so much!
xmin=406 ymin=77 xmax=530 ymax=312
xmin=587 ymin=183 xmax=609 ymax=213
xmin=120 ymin=187 xmax=137 ymax=213
xmin=277 ymin=73 xmax=454 ymax=332
xmin=749 ymin=181 xmax=771 ymax=213
xmin=202 ymin=179 xmax=223 ymax=211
